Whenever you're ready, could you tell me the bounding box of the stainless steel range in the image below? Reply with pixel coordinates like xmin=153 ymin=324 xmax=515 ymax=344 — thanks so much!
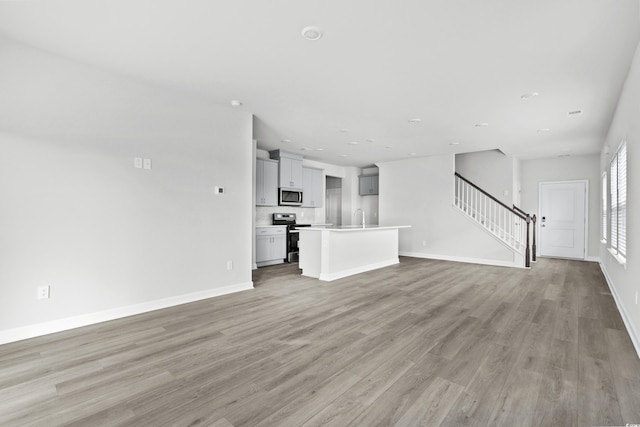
xmin=272 ymin=213 xmax=311 ymax=263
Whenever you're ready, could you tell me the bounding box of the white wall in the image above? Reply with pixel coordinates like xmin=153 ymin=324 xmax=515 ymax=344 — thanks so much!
xmin=0 ymin=38 xmax=253 ymax=340
xmin=519 ymin=154 xmax=601 ymax=259
xmin=455 ymin=150 xmax=515 ymax=206
xmin=599 ymin=40 xmax=640 ymax=354
xmin=378 ymin=154 xmax=519 ymax=267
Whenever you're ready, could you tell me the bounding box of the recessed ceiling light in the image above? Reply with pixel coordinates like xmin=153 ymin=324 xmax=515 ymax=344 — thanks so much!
xmin=339 ymin=154 xmax=348 ymax=157
xmin=475 ymin=123 xmax=489 ymax=127
xmin=568 ymin=110 xmax=583 ymax=116
xmin=521 ymin=92 xmax=539 ymax=100
xmin=536 ymin=128 xmax=551 ymax=133
xmin=448 ymin=141 xmax=460 ymax=146
xmin=339 ymin=128 xmax=349 ymax=133
xmin=385 ymin=146 xmax=393 ymax=149
xmin=348 ymin=141 xmax=359 ymax=145
xmin=315 ymin=148 xmax=324 ymax=151
xmin=408 ymin=118 xmax=422 ymax=124
xmin=300 ymin=147 xmax=310 ymax=151
xmin=230 ymin=100 xmax=243 ymax=107
xmin=281 ymin=139 xmax=291 ymax=143
xmin=365 ymin=139 xmax=374 ymax=143
xmin=558 ymin=154 xmax=571 ymax=157
xmin=408 ymin=152 xmax=417 ymax=156
xmin=301 ymin=26 xmax=323 ymax=41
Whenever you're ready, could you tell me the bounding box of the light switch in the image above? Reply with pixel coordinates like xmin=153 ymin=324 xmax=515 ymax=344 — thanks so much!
xmin=143 ymin=158 xmax=152 ymax=170
xmin=214 ymin=186 xmax=225 ymax=194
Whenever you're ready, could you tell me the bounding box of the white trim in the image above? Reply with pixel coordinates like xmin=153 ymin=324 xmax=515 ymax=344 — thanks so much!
xmin=311 ymin=258 xmax=399 ymax=281
xmin=537 ymin=180 xmax=589 ymax=260
xmin=607 ymin=247 xmax=627 ymax=268
xmin=598 ymin=261 xmax=640 ymax=359
xmin=584 ymin=255 xmax=602 ymax=263
xmin=399 ymin=251 xmax=524 ymax=269
xmin=0 ymin=281 xmax=254 ymax=345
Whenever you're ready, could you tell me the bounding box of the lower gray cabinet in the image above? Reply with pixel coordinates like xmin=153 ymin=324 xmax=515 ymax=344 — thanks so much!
xmin=256 ymin=226 xmax=286 ymax=267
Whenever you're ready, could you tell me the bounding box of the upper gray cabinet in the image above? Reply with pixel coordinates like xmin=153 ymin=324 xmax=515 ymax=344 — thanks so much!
xmin=302 ymin=167 xmax=323 ymax=208
xmin=256 ymin=158 xmax=279 ymax=206
xmin=270 ymin=150 xmax=303 ymax=189
xmin=359 ymin=174 xmax=379 ymax=195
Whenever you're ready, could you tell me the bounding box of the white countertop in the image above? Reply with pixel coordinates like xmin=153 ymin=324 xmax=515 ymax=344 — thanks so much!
xmin=299 ymin=225 xmax=411 ymax=232
xmin=256 ymin=225 xmax=287 ymax=228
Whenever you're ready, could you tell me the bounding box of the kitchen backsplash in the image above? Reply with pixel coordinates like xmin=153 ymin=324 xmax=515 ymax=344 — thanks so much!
xmin=255 ymin=206 xmax=318 ymax=225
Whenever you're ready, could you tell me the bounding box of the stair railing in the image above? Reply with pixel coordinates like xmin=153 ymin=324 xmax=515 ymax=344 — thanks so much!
xmin=513 ymin=205 xmax=536 ymax=262
xmin=454 ymin=172 xmax=531 ymax=268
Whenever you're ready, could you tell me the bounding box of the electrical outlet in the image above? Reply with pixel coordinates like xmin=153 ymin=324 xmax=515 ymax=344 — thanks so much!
xmin=143 ymin=158 xmax=152 ymax=170
xmin=37 ymin=285 xmax=50 ymax=300
xmin=134 ymin=157 xmax=143 ymax=169
xmin=227 ymin=261 xmax=233 ymax=270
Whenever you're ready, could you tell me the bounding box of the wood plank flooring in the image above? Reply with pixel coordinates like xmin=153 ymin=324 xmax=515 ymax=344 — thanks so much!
xmin=1 ymin=257 xmax=639 ymax=426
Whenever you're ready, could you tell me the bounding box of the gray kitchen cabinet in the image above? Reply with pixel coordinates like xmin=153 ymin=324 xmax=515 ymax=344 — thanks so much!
xmin=256 ymin=226 xmax=287 ymax=267
xmin=302 ymin=167 xmax=324 ymax=207
xmin=270 ymin=150 xmax=303 ymax=189
xmin=256 ymin=158 xmax=278 ymax=206
xmin=359 ymin=174 xmax=379 ymax=195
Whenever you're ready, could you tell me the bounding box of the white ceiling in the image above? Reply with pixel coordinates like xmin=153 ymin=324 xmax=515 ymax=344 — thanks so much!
xmin=1 ymin=0 xmax=639 ymax=167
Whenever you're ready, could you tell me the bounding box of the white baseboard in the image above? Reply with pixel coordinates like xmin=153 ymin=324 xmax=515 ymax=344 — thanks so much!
xmin=399 ymin=251 xmax=523 ymax=269
xmin=598 ymin=262 xmax=640 ymax=359
xmin=317 ymin=258 xmax=400 ymax=281
xmin=585 ymin=256 xmax=601 ymax=263
xmin=0 ymin=281 xmax=254 ymax=346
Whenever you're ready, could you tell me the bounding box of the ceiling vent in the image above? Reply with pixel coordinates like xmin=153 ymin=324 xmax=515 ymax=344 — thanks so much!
xmin=567 ymin=110 xmax=582 ymax=116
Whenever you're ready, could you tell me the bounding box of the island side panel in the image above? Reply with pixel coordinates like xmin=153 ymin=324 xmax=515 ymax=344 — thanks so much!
xmin=299 ymin=229 xmax=322 ymax=279
xmin=321 ymin=228 xmax=399 ymax=281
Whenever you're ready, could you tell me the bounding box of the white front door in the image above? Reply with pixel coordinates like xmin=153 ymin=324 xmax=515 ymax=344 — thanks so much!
xmin=539 ymin=181 xmax=587 ymax=259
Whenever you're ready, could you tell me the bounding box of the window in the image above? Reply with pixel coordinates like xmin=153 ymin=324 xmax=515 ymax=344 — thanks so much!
xmin=602 ymin=172 xmax=607 ymax=242
xmin=610 ymin=141 xmax=627 ymax=260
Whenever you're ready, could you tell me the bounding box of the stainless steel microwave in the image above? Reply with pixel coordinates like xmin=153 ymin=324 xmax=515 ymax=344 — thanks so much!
xmin=279 ymin=188 xmax=303 ymax=206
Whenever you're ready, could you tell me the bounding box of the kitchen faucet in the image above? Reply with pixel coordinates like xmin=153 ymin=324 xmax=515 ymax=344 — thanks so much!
xmin=354 ymin=208 xmax=365 ymax=227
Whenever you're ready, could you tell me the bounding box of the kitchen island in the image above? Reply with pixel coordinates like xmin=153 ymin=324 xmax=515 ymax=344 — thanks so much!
xmin=298 ymin=225 xmax=410 ymax=281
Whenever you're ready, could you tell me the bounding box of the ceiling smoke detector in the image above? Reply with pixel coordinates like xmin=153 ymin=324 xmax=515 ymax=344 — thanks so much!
xmin=230 ymin=100 xmax=243 ymax=107
xmin=301 ymin=26 xmax=323 ymax=41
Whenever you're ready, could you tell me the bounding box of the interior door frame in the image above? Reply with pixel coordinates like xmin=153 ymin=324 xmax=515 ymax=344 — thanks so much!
xmin=537 ymin=179 xmax=589 ymax=260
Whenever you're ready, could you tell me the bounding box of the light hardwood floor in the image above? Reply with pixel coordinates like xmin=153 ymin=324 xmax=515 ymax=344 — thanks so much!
xmin=1 ymin=257 xmax=639 ymax=426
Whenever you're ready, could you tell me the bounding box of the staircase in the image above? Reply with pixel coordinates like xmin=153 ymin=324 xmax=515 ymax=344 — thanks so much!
xmin=454 ymin=172 xmax=536 ymax=268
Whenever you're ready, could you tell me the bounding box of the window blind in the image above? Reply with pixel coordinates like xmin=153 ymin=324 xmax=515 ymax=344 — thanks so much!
xmin=602 ymin=172 xmax=607 ymax=241
xmin=610 ymin=141 xmax=627 ymax=258
xmin=618 ymin=143 xmax=627 ymax=257
xmin=611 ymin=157 xmax=618 ymax=249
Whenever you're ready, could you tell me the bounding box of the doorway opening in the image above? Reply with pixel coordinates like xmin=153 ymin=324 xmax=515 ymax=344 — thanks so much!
xmin=326 ymin=176 xmax=342 ymax=226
